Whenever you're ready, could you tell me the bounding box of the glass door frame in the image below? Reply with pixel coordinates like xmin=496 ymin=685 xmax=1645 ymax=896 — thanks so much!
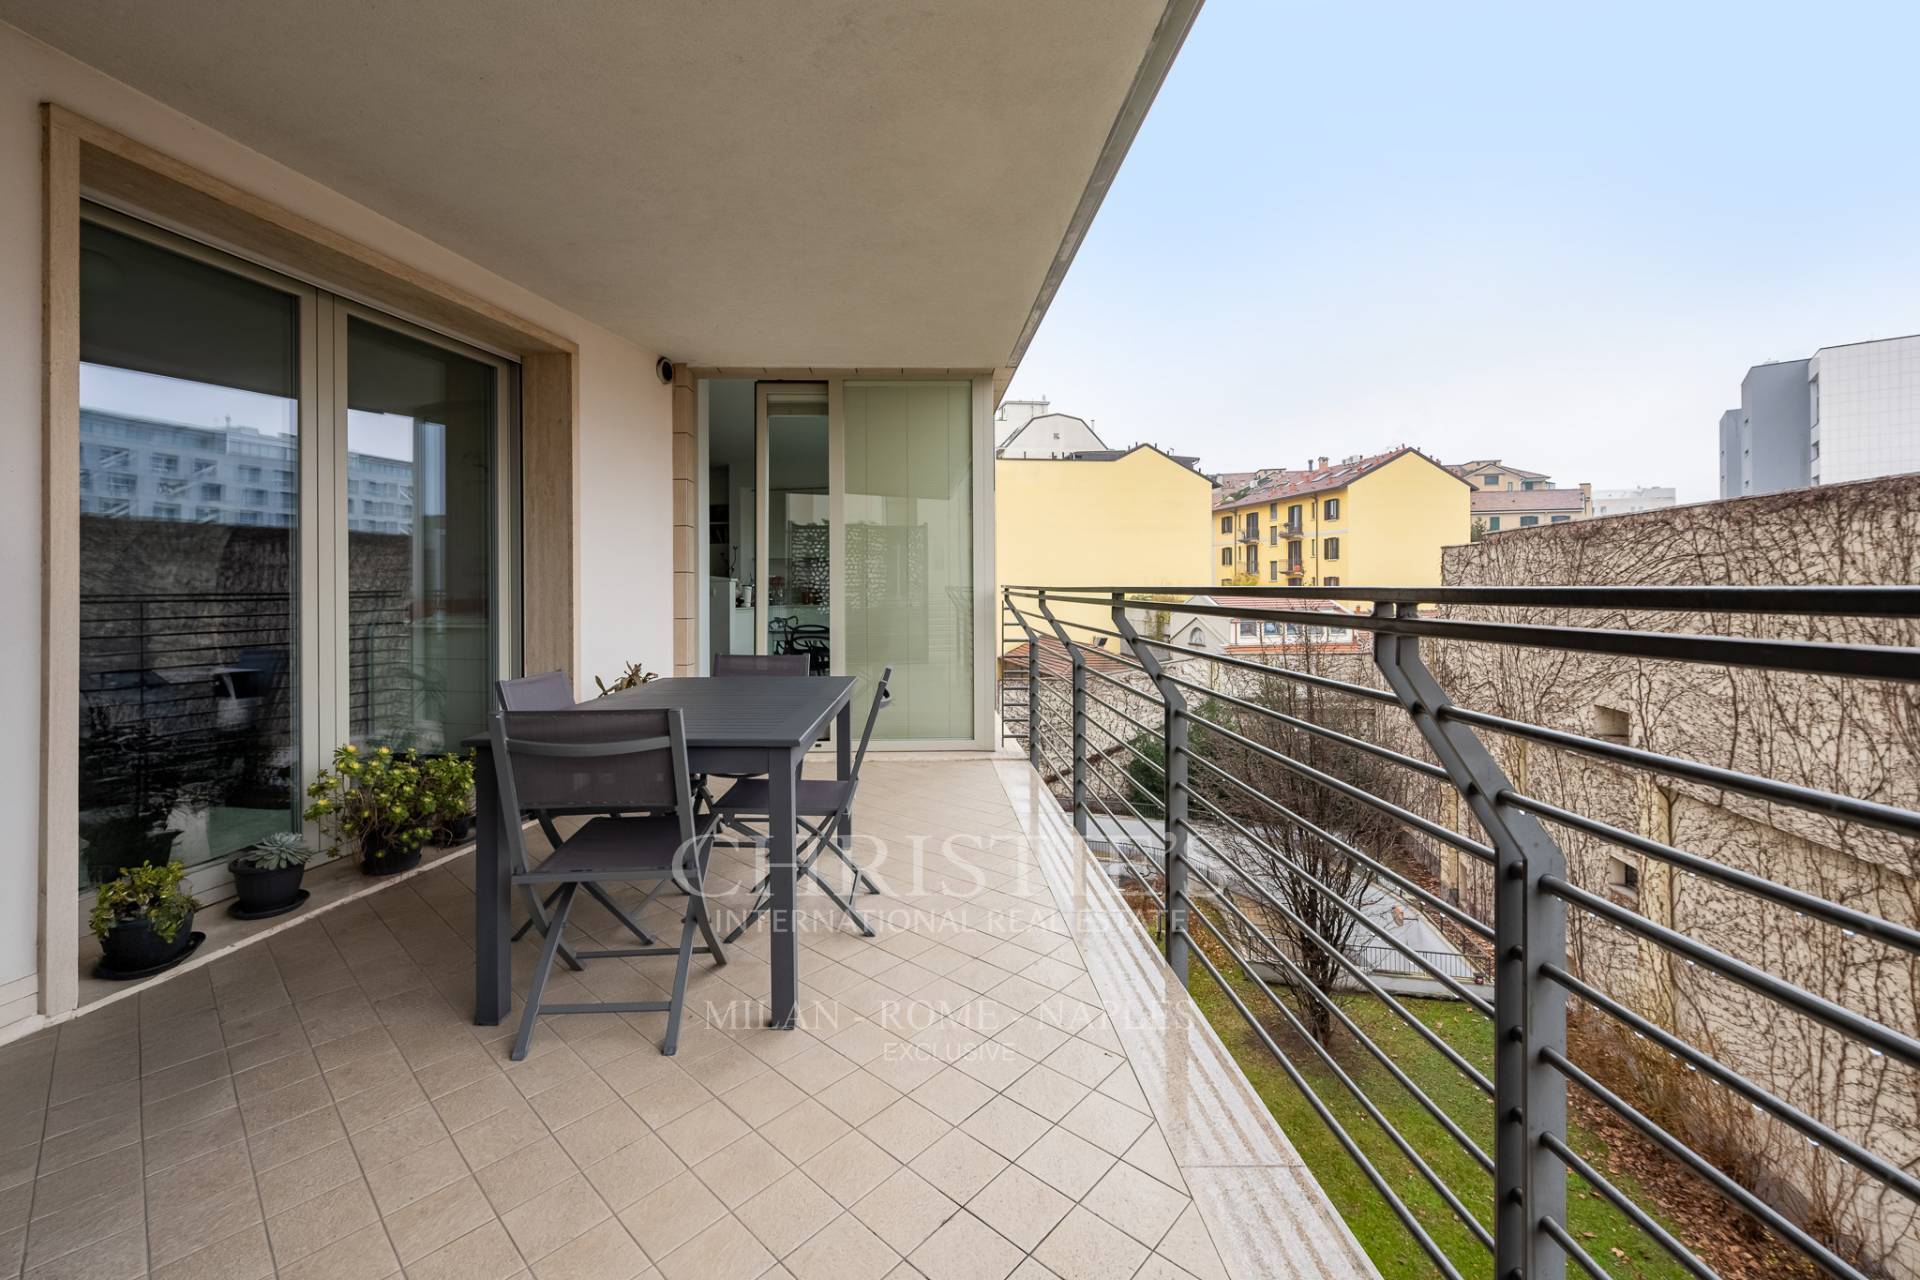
xmin=697 ymin=374 xmax=996 ymax=750
xmin=328 ymin=298 xmax=522 ymax=743
xmin=754 ymin=382 xmax=830 ymax=662
xmin=75 ymin=203 xmax=521 ymax=903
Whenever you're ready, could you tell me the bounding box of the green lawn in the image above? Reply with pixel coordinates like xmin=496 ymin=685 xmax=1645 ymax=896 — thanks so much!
xmin=1187 ymin=964 xmax=1694 ymax=1280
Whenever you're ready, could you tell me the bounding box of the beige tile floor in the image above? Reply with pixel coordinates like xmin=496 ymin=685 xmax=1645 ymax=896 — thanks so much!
xmin=0 ymin=757 xmax=1373 ymax=1280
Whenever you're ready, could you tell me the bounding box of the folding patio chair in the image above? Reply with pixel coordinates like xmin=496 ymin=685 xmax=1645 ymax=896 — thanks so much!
xmin=699 ymin=653 xmax=811 ymax=846
xmin=488 ymin=704 xmax=725 ymax=1058
xmin=712 ymin=665 xmax=890 ymax=941
xmin=497 ymin=673 xmax=659 ymax=966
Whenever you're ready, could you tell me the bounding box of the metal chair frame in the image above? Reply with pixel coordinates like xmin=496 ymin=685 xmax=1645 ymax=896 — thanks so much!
xmin=716 ymin=666 xmax=891 ymax=941
xmin=488 ymin=705 xmax=725 ymax=1059
xmin=497 ymin=674 xmax=661 ymax=967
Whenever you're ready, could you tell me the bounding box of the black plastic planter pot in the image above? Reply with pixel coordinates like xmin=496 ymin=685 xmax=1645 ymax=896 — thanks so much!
xmin=360 ymin=837 xmax=423 ymax=877
xmin=95 ymin=911 xmax=200 ymax=980
xmin=227 ymin=859 xmax=308 ymax=919
xmin=438 ymin=814 xmax=474 ymax=846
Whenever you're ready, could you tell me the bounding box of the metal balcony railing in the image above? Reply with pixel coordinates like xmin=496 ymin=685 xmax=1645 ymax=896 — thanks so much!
xmin=999 ymin=583 xmax=1920 ymax=1280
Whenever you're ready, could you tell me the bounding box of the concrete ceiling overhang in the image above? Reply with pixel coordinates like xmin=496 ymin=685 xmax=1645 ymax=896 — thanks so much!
xmin=4 ymin=1 xmax=1199 ymax=370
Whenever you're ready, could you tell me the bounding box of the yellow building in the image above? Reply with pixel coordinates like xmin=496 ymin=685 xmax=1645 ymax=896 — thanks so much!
xmin=997 ymin=443 xmax=1214 ymax=644
xmin=1210 ymin=448 xmax=1470 ymax=588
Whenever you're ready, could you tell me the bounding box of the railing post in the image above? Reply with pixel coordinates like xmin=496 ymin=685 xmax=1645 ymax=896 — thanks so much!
xmin=1037 ymin=593 xmax=1089 ymax=838
xmin=1111 ymin=593 xmax=1189 ymax=986
xmin=1004 ymin=590 xmax=1042 ymax=770
xmin=1372 ymin=601 xmax=1566 ymax=1280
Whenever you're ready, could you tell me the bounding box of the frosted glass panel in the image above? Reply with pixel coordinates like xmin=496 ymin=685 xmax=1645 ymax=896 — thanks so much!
xmin=843 ymin=383 xmax=973 ymax=740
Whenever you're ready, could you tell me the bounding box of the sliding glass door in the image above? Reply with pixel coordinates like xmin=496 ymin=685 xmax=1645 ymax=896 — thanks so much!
xmin=843 ymin=382 xmax=975 ymax=742
xmin=75 ymin=207 xmax=516 ymax=895
xmin=705 ymin=377 xmax=979 ymax=743
xmin=344 ymin=314 xmax=504 ymax=752
xmin=77 ymin=219 xmax=308 ymax=890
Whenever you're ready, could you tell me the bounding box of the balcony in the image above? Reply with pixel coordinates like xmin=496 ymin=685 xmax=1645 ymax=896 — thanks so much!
xmin=0 ymin=751 xmax=1368 ymax=1280
xmin=1237 ymin=525 xmax=1261 ymax=544
xmin=1002 ymin=583 xmax=1920 ymax=1280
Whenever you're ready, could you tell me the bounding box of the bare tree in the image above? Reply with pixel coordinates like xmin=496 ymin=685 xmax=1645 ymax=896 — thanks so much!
xmin=1201 ymin=627 xmax=1412 ymax=1047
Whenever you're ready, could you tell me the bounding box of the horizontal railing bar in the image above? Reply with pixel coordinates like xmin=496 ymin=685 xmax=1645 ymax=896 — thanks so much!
xmin=1185 ymin=904 xmax=1496 ymax=1252
xmin=1082 ymin=683 xmax=1167 ymax=741
xmin=1182 ymin=805 xmax=1497 ymax=1013
xmin=1089 ymin=760 xmax=1167 ymax=835
xmin=1540 ymin=1215 xmax=1618 ymax=1280
xmin=1542 ymin=963 xmax=1920 ymax=1206
xmin=1152 ymin=666 xmax=1448 ymax=781
xmin=1181 ymin=753 xmax=1495 ymax=941
xmin=1544 ymin=1047 xmax=1869 ymax=1280
xmin=1005 ymin=583 xmax=1920 ymax=616
xmin=1185 ymin=711 xmax=1499 ymax=865
xmin=1134 ymin=634 xmax=1401 ymax=705
xmin=1017 ymin=592 xmax=1920 ymax=681
xmin=1540 ymin=1132 xmax=1719 ymax=1280
xmin=1082 ymin=662 xmax=1158 ymax=702
xmin=1179 ymin=817 xmax=1498 ymax=1097
xmin=1513 ymin=793 xmax=1920 ymax=957
xmin=1184 ymin=940 xmax=1471 ymax=1280
xmin=1543 ymin=875 xmax=1920 ymax=1069
xmin=1083 ymin=798 xmax=1163 ymax=909
xmin=1029 ymin=617 xmax=1156 ymax=668
xmin=1450 ymin=705 xmax=1920 ymax=841
xmin=1185 ymin=852 xmax=1496 ymax=1175
xmin=1078 ymin=708 xmax=1168 ymax=778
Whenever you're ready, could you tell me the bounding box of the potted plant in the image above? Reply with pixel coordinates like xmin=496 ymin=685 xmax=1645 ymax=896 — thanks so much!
xmin=593 ymin=660 xmax=660 ymax=696
xmin=303 ymin=744 xmax=437 ymax=876
xmin=227 ymin=831 xmax=315 ymax=919
xmin=90 ymin=861 xmax=202 ymax=979
xmin=419 ymin=751 xmax=478 ymax=845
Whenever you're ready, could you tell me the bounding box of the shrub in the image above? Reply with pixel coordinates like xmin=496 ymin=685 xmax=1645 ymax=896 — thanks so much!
xmin=89 ymin=861 xmax=200 ymax=943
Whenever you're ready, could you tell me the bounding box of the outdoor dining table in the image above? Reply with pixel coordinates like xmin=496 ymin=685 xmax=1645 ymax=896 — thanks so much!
xmin=469 ymin=674 xmax=859 ymax=1032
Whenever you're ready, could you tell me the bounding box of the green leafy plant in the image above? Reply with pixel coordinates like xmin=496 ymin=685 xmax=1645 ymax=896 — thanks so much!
xmin=89 ymin=861 xmax=200 ymax=943
xmin=418 ymin=751 xmax=477 ymax=841
xmin=303 ymin=744 xmax=441 ymax=862
xmin=235 ymin=831 xmax=315 ymax=872
xmin=593 ymin=661 xmax=660 ymax=697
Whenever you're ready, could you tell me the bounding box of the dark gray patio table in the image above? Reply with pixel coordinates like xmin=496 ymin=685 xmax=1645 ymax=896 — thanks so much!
xmin=470 ymin=674 xmax=858 ymax=1032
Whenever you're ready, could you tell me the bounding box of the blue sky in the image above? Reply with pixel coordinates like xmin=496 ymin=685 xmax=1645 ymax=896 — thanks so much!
xmin=1006 ymin=1 xmax=1920 ymax=502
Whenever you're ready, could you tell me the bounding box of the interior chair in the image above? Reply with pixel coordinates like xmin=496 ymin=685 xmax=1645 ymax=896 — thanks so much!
xmin=712 ymin=665 xmax=891 ymax=941
xmin=496 ymin=673 xmax=660 ymax=965
xmin=487 ymin=704 xmax=725 ymax=1058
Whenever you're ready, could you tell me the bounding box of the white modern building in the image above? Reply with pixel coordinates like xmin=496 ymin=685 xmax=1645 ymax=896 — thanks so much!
xmin=993 ymin=398 xmax=1110 ymax=457
xmin=1589 ymin=486 xmax=1676 ymax=517
xmin=1719 ymin=335 xmax=1920 ymax=497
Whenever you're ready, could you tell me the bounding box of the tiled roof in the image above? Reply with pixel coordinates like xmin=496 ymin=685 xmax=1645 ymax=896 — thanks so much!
xmin=1212 ymin=447 xmax=1462 ymax=511
xmin=1446 ymin=459 xmax=1551 ymax=481
xmin=1202 ymin=595 xmax=1356 ymax=615
xmin=1002 ymin=636 xmax=1140 ymax=676
xmin=1471 ymin=488 xmax=1586 ymax=513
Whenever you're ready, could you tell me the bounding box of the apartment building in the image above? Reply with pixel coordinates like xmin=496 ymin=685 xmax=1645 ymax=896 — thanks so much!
xmin=1590 ymin=485 xmax=1677 ymax=517
xmin=993 ymin=398 xmax=1108 ymax=457
xmin=1445 ymin=457 xmax=1593 ymax=533
xmin=81 ymin=408 xmax=414 ymax=532
xmin=1719 ymin=334 xmax=1920 ymax=497
xmin=998 ymin=430 xmax=1213 ymax=642
xmin=1210 ymin=448 xmax=1469 ymax=587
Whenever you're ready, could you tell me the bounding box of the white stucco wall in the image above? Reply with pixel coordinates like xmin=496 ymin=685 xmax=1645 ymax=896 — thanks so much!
xmin=0 ymin=20 xmax=672 ymax=1012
